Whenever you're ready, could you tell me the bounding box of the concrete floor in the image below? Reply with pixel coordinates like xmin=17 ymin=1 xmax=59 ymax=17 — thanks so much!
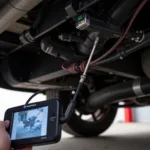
xmin=34 ymin=123 xmax=150 ymax=150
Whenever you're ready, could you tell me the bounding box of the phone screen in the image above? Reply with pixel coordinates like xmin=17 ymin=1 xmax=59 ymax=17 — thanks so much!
xmin=11 ymin=106 xmax=48 ymax=140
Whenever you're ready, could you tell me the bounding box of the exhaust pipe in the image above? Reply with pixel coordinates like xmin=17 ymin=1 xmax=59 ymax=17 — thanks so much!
xmin=0 ymin=0 xmax=42 ymax=34
xmin=87 ymin=78 xmax=150 ymax=109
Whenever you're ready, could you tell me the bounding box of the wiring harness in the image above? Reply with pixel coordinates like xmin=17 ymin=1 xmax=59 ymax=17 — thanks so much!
xmin=62 ymin=0 xmax=148 ymax=74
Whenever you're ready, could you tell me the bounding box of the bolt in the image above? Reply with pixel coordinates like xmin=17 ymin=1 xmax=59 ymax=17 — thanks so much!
xmin=136 ymin=37 xmax=140 ymax=40
xmin=58 ymin=35 xmax=63 ymax=41
xmin=136 ymin=31 xmax=139 ymax=33
xmin=72 ymin=91 xmax=76 ymax=95
xmin=120 ymin=56 xmax=123 ymax=60
xmin=131 ymin=38 xmax=135 ymax=41
xmin=140 ymin=31 xmax=143 ymax=33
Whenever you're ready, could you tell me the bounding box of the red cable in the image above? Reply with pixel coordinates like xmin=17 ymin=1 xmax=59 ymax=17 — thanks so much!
xmin=62 ymin=63 xmax=78 ymax=74
xmin=90 ymin=0 xmax=148 ymax=66
xmin=61 ymin=64 xmax=68 ymax=71
xmin=81 ymin=62 xmax=85 ymax=72
xmin=79 ymin=62 xmax=85 ymax=72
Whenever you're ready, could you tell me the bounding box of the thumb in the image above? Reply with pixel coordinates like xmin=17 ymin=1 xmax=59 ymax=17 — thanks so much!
xmin=0 ymin=121 xmax=10 ymax=129
xmin=0 ymin=121 xmax=5 ymax=129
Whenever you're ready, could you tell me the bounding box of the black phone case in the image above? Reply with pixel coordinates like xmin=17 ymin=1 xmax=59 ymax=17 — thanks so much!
xmin=4 ymin=100 xmax=61 ymax=148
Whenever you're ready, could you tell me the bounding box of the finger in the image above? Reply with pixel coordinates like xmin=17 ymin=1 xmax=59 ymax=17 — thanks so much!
xmin=4 ymin=120 xmax=10 ymax=128
xmin=0 ymin=121 xmax=5 ymax=129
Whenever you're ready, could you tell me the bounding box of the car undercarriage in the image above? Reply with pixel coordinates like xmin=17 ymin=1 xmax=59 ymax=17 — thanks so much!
xmin=1 ymin=0 xmax=150 ymax=136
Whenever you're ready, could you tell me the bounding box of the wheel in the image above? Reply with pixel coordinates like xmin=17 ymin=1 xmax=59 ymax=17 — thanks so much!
xmin=62 ymin=80 xmax=117 ymax=137
xmin=62 ymin=105 xmax=117 ymax=137
xmin=46 ymin=78 xmax=117 ymax=137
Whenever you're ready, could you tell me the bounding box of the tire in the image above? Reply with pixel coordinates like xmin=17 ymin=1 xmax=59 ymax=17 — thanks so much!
xmin=62 ymin=105 xmax=117 ymax=137
xmin=46 ymin=89 xmax=117 ymax=137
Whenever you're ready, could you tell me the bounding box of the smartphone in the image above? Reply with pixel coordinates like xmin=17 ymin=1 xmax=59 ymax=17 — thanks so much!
xmin=4 ymin=100 xmax=61 ymax=148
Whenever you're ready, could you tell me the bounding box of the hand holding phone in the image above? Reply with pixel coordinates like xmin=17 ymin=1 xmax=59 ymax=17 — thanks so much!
xmin=0 ymin=121 xmax=10 ymax=150
xmin=4 ymin=100 xmax=61 ymax=149
xmin=0 ymin=121 xmax=32 ymax=150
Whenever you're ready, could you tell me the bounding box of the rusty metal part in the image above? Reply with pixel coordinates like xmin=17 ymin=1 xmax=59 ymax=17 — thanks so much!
xmin=0 ymin=0 xmax=42 ymax=34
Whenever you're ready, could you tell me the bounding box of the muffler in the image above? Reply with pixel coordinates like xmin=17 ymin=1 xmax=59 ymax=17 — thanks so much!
xmin=87 ymin=78 xmax=150 ymax=109
xmin=0 ymin=0 xmax=42 ymax=34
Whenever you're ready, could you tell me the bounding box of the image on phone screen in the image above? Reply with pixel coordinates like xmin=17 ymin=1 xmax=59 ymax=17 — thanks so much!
xmin=11 ymin=106 xmax=48 ymax=140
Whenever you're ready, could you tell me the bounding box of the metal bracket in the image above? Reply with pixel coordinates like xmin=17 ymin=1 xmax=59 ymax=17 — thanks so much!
xmin=132 ymin=79 xmax=144 ymax=96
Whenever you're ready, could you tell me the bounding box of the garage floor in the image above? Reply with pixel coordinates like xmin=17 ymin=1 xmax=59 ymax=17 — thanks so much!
xmin=34 ymin=123 xmax=150 ymax=150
